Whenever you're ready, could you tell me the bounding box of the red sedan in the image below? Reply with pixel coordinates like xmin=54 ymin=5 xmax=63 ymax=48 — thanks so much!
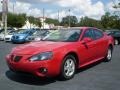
xmin=6 ymin=27 xmax=114 ymax=80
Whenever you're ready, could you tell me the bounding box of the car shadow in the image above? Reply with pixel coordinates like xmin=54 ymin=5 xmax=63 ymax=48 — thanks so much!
xmin=5 ymin=70 xmax=56 ymax=86
xmin=5 ymin=60 xmax=104 ymax=85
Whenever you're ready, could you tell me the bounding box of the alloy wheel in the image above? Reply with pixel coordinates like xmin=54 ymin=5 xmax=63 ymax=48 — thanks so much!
xmin=107 ymin=48 xmax=112 ymax=60
xmin=64 ymin=58 xmax=75 ymax=77
xmin=115 ymin=39 xmax=119 ymax=45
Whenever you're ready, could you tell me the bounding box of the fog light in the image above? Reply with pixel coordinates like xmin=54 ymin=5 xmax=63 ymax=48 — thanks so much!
xmin=39 ymin=67 xmax=48 ymax=74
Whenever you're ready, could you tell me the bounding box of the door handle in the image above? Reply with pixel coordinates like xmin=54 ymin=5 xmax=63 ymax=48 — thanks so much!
xmin=94 ymin=42 xmax=97 ymax=45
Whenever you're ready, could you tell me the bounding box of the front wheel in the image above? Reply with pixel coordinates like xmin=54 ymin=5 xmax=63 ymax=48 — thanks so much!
xmin=60 ymin=55 xmax=76 ymax=80
xmin=104 ymin=46 xmax=113 ymax=62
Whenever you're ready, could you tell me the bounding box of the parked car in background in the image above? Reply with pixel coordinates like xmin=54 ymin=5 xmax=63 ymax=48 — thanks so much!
xmin=0 ymin=29 xmax=14 ymax=41
xmin=26 ymin=30 xmax=50 ymax=42
xmin=5 ymin=30 xmax=20 ymax=42
xmin=0 ymin=28 xmax=15 ymax=41
xmin=105 ymin=29 xmax=120 ymax=45
xmin=11 ymin=29 xmax=36 ymax=43
xmin=0 ymin=29 xmax=4 ymax=33
xmin=6 ymin=27 xmax=114 ymax=80
xmin=0 ymin=29 xmax=5 ymax=40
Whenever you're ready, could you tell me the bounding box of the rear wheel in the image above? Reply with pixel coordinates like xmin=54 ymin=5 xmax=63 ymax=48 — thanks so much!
xmin=60 ymin=55 xmax=76 ymax=80
xmin=115 ymin=39 xmax=119 ymax=45
xmin=104 ymin=46 xmax=113 ymax=62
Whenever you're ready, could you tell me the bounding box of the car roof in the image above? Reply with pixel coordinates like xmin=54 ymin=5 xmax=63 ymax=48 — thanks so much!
xmin=61 ymin=27 xmax=99 ymax=31
xmin=105 ymin=30 xmax=120 ymax=32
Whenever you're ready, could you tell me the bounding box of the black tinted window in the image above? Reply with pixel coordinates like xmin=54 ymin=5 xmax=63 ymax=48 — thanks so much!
xmin=93 ymin=29 xmax=103 ymax=39
xmin=83 ymin=29 xmax=94 ymax=39
xmin=114 ymin=31 xmax=120 ymax=36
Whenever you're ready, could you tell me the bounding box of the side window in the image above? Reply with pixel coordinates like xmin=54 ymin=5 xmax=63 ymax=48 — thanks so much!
xmin=83 ymin=29 xmax=94 ymax=39
xmin=114 ymin=31 xmax=120 ymax=36
xmin=93 ymin=29 xmax=103 ymax=39
xmin=29 ymin=31 xmax=34 ymax=35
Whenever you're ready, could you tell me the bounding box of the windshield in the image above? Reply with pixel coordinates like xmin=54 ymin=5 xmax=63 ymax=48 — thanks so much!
xmin=0 ymin=30 xmax=12 ymax=34
xmin=17 ymin=29 xmax=34 ymax=34
xmin=8 ymin=31 xmax=18 ymax=35
xmin=105 ymin=31 xmax=112 ymax=34
xmin=43 ymin=30 xmax=81 ymax=42
xmin=0 ymin=31 xmax=4 ymax=34
xmin=18 ymin=30 xmax=29 ymax=34
xmin=33 ymin=30 xmax=48 ymax=36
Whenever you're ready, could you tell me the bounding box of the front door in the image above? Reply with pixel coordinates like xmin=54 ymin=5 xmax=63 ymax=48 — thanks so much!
xmin=78 ymin=29 xmax=98 ymax=65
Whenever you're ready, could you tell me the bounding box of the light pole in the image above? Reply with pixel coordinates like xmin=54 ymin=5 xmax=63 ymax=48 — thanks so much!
xmin=13 ymin=3 xmax=14 ymax=13
xmin=2 ymin=0 xmax=8 ymax=38
xmin=43 ymin=8 xmax=45 ymax=29
xmin=68 ymin=9 xmax=71 ymax=28
xmin=0 ymin=1 xmax=3 ymax=28
xmin=58 ymin=10 xmax=60 ymax=29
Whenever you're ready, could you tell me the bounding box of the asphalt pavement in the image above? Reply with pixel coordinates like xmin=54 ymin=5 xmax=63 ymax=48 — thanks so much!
xmin=0 ymin=41 xmax=120 ymax=90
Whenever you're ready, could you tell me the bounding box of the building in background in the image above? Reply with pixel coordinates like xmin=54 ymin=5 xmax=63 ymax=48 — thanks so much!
xmin=39 ymin=17 xmax=55 ymax=29
xmin=21 ymin=20 xmax=39 ymax=29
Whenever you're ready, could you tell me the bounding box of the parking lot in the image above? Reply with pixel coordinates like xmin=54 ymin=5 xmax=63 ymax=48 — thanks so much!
xmin=0 ymin=41 xmax=120 ymax=90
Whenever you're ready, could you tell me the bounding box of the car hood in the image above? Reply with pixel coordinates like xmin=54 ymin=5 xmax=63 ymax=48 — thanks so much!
xmin=5 ymin=35 xmax=13 ymax=38
xmin=11 ymin=41 xmax=72 ymax=55
xmin=27 ymin=36 xmax=36 ymax=38
xmin=13 ymin=34 xmax=27 ymax=37
xmin=0 ymin=34 xmax=4 ymax=37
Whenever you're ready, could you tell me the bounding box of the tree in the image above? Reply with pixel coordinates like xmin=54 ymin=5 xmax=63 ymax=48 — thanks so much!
xmin=35 ymin=19 xmax=41 ymax=28
xmin=7 ymin=13 xmax=26 ymax=28
xmin=101 ymin=12 xmax=111 ymax=29
xmin=78 ymin=16 xmax=103 ymax=28
xmin=28 ymin=16 xmax=36 ymax=24
xmin=45 ymin=18 xmax=59 ymax=26
xmin=101 ymin=12 xmax=120 ymax=29
xmin=28 ymin=16 xmax=41 ymax=28
xmin=61 ymin=16 xmax=78 ymax=27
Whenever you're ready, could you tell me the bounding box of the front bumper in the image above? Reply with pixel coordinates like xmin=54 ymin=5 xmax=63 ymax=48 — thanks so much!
xmin=11 ymin=39 xmax=25 ymax=43
xmin=0 ymin=37 xmax=4 ymax=40
xmin=5 ymin=38 xmax=11 ymax=41
xmin=6 ymin=54 xmax=60 ymax=77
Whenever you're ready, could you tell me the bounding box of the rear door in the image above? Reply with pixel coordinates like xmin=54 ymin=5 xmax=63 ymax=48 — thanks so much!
xmin=92 ymin=29 xmax=108 ymax=59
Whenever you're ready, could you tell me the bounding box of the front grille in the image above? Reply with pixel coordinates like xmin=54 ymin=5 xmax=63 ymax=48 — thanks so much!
xmin=11 ymin=55 xmax=22 ymax=62
xmin=13 ymin=36 xmax=19 ymax=39
xmin=12 ymin=36 xmax=15 ymax=39
xmin=5 ymin=38 xmax=10 ymax=40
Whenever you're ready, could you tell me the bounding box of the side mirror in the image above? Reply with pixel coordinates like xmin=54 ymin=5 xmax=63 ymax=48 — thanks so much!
xmin=82 ymin=37 xmax=93 ymax=44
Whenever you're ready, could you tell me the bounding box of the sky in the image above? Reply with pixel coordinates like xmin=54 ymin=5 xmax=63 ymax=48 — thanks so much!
xmin=0 ymin=0 xmax=119 ymax=20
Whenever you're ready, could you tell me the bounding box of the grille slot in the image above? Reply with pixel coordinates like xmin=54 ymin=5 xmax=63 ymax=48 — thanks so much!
xmin=5 ymin=38 xmax=10 ymax=40
xmin=11 ymin=55 xmax=14 ymax=61
xmin=14 ymin=56 xmax=22 ymax=62
xmin=11 ymin=55 xmax=22 ymax=62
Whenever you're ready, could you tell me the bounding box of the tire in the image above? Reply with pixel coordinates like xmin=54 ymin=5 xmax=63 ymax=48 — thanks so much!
xmin=60 ymin=55 xmax=76 ymax=80
xmin=104 ymin=46 xmax=113 ymax=62
xmin=114 ymin=39 xmax=119 ymax=45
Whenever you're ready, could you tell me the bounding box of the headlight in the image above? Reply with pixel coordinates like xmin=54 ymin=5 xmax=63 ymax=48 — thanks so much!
xmin=25 ymin=36 xmax=30 ymax=40
xmin=35 ymin=37 xmax=41 ymax=41
xmin=29 ymin=52 xmax=53 ymax=61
